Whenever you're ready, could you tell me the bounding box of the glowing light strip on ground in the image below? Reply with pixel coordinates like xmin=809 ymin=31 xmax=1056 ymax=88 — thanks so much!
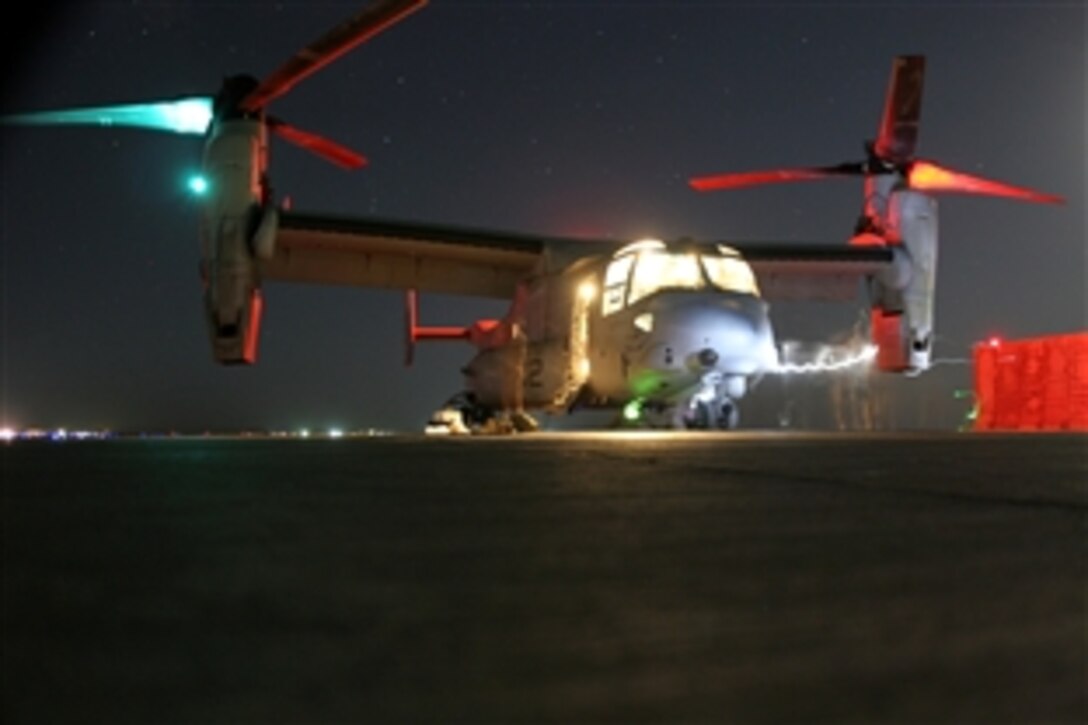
xmin=769 ymin=344 xmax=879 ymax=375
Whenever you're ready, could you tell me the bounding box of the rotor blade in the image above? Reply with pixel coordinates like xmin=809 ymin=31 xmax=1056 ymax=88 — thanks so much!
xmin=2 ymin=96 xmax=213 ymax=135
xmin=268 ymin=118 xmax=367 ymax=169
xmin=873 ymin=55 xmax=925 ymax=163
xmin=908 ymin=160 xmax=1064 ymax=204
xmin=689 ymin=163 xmax=866 ymax=192
xmin=241 ymin=0 xmax=428 ymax=111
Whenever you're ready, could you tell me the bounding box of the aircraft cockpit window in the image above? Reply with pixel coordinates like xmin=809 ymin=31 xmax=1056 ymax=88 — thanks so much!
xmin=601 ymin=241 xmax=759 ymax=315
xmin=602 ymin=254 xmax=634 ymax=316
xmin=701 ymin=255 xmax=761 ymax=296
xmin=627 ymin=252 xmax=702 ymax=306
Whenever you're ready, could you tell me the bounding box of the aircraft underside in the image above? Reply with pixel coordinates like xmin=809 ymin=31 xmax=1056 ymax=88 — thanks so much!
xmin=428 ymin=365 xmax=751 ymax=434
xmin=636 ymin=400 xmax=738 ymax=430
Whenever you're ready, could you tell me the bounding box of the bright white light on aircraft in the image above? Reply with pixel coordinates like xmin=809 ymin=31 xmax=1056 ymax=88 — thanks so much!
xmin=328 ymin=428 xmax=344 ymax=439
xmin=0 ymin=427 xmax=15 ymax=442
xmin=5 ymin=96 xmax=214 ymax=135
xmin=578 ymin=280 xmax=597 ymax=302
xmin=701 ymin=254 xmax=760 ymax=296
xmin=770 ymin=344 xmax=878 ymax=375
xmin=615 ymin=239 xmax=666 ymax=258
xmin=634 ymin=313 xmax=654 ymax=333
xmin=299 ymin=428 xmax=310 ymax=438
xmin=166 ymin=98 xmax=214 ymax=134
xmin=628 ymin=251 xmax=702 ymax=306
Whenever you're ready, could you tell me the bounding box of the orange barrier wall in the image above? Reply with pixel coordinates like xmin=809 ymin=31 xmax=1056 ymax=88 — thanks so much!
xmin=974 ymin=332 xmax=1088 ymax=431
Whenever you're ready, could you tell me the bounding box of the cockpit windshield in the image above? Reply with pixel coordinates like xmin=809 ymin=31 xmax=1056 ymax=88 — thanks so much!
xmin=602 ymin=240 xmax=760 ymax=316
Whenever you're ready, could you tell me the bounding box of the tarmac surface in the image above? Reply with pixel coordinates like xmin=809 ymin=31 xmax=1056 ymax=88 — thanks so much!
xmin=3 ymin=432 xmax=1086 ymax=723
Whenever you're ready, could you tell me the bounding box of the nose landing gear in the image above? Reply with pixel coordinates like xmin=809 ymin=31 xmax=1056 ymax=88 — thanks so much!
xmin=623 ymin=396 xmax=741 ymax=430
xmin=676 ymin=372 xmax=743 ymax=430
xmin=628 ymin=370 xmax=746 ymax=430
xmin=676 ymin=397 xmax=740 ymax=430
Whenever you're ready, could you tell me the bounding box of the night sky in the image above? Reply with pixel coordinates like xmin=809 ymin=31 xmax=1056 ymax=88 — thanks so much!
xmin=1 ymin=1 xmax=1083 ymax=432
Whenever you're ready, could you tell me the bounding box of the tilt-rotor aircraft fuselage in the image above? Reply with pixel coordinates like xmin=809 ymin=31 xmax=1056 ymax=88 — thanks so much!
xmin=6 ymin=0 xmax=1062 ymax=431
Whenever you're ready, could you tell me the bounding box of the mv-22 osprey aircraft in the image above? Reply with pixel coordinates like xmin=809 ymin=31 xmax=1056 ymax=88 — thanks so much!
xmin=6 ymin=0 xmax=1062 ymax=431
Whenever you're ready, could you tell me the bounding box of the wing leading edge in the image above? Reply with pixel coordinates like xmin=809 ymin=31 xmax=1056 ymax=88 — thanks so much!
xmin=265 ymin=212 xmax=562 ymax=299
xmin=266 ymin=212 xmax=895 ymax=302
xmin=726 ymin=244 xmax=895 ymax=301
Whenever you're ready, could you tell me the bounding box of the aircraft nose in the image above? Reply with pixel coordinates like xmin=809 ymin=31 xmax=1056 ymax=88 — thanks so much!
xmin=667 ymin=297 xmax=770 ymax=374
xmin=628 ymin=295 xmax=773 ymax=379
xmin=713 ymin=306 xmax=759 ymax=342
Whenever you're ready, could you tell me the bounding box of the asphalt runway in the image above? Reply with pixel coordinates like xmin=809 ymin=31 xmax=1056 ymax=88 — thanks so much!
xmin=3 ymin=432 xmax=1086 ymax=723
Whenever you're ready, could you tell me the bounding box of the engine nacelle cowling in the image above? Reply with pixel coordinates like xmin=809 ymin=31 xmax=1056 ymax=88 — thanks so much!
xmin=198 ymin=118 xmax=268 ymax=364
xmin=863 ymin=190 xmax=939 ymax=373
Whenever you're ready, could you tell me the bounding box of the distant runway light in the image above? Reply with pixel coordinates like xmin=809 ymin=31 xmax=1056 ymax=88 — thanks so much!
xmin=0 ymin=427 xmax=15 ymax=442
xmin=328 ymin=428 xmax=344 ymax=439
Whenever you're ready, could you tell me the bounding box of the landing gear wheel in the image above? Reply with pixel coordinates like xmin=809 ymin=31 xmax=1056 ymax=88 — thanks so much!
xmin=509 ymin=410 xmax=539 ymax=433
xmin=717 ymin=401 xmax=739 ymax=430
xmin=674 ymin=399 xmax=738 ymax=430
xmin=676 ymin=402 xmax=711 ymax=430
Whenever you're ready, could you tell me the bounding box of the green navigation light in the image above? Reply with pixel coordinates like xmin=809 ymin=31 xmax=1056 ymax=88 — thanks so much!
xmin=623 ymin=400 xmax=642 ymax=422
xmin=187 ymin=174 xmax=209 ymax=196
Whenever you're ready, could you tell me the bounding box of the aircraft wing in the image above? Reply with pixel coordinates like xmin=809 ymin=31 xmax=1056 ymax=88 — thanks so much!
xmin=727 ymin=244 xmax=895 ymax=301
xmin=263 ymin=212 xmax=580 ymax=299
xmin=264 ymin=213 xmax=893 ymax=302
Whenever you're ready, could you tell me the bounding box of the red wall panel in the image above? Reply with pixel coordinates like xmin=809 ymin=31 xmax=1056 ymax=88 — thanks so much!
xmin=974 ymin=332 xmax=1088 ymax=431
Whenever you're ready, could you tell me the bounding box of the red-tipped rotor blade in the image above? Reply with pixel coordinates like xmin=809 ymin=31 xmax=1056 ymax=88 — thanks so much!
xmin=908 ymin=160 xmax=1064 ymax=204
xmin=873 ymin=55 xmax=925 ymax=163
xmin=689 ymin=164 xmax=864 ymax=192
xmin=268 ymin=118 xmax=367 ymax=169
xmin=241 ymin=0 xmax=428 ymax=111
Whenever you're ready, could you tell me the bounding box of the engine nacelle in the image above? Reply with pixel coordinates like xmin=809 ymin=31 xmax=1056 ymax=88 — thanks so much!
xmin=202 ymin=260 xmax=263 ymax=365
xmin=198 ymin=118 xmax=268 ymax=364
xmin=865 ymin=190 xmax=939 ymax=373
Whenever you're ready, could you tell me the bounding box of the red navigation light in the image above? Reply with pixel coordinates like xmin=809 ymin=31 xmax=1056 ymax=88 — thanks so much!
xmin=243 ymin=289 xmax=264 ymax=364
